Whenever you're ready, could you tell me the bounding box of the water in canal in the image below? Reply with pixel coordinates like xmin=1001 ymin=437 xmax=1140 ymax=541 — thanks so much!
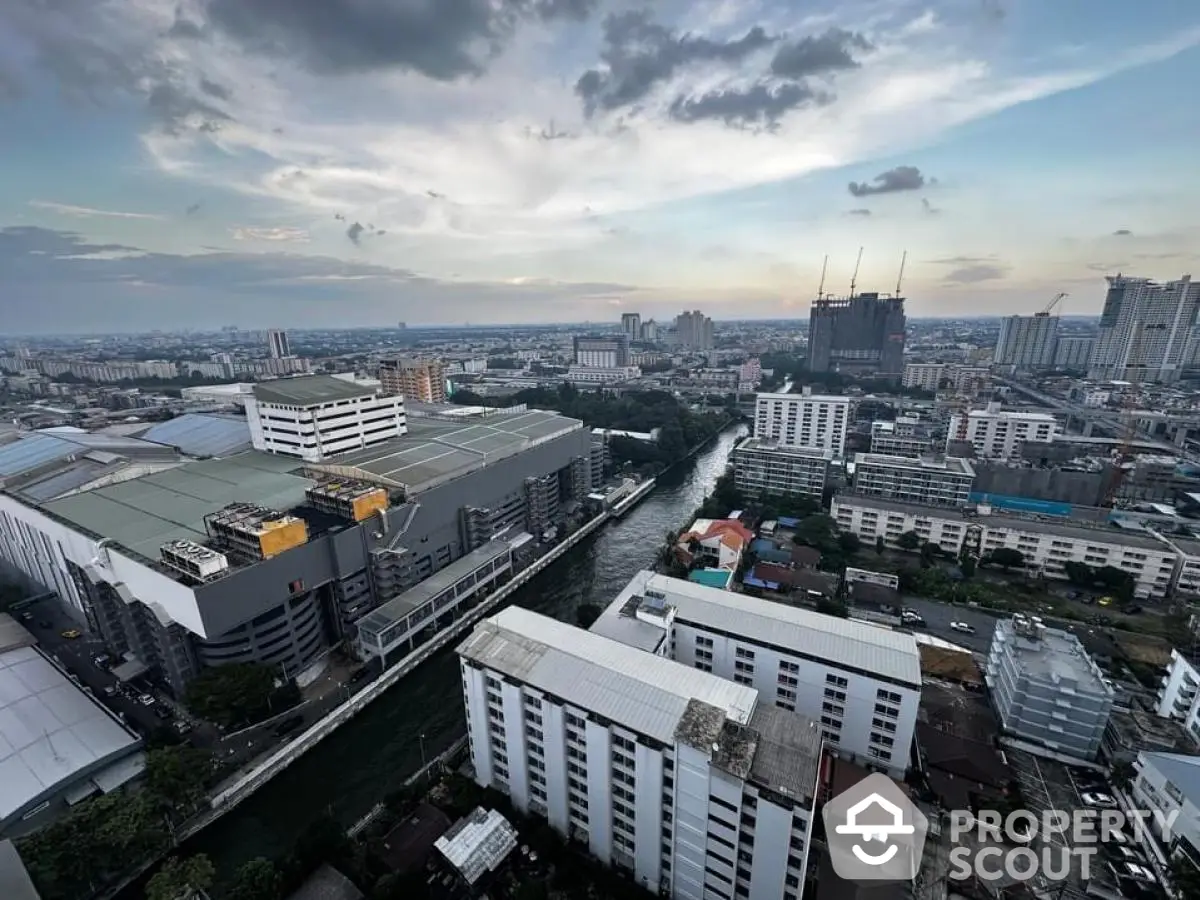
xmin=186 ymin=424 xmax=747 ymax=877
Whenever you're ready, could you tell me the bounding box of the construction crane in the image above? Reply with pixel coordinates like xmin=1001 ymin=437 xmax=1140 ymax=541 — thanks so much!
xmin=1035 ymin=292 xmax=1068 ymax=317
xmin=849 ymin=247 xmax=864 ymax=298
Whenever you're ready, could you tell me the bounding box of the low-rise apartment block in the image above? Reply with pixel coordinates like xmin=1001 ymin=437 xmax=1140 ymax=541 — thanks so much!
xmin=458 ymin=607 xmax=823 ymax=900
xmin=1155 ymin=649 xmax=1200 ymax=743
xmin=590 ymin=571 xmax=921 ymax=777
xmin=731 ymin=438 xmax=832 ymax=499
xmin=852 ymin=453 xmax=975 ymax=506
xmin=1131 ymin=752 xmax=1200 ymax=863
xmin=754 ymin=390 xmax=850 ymax=456
xmin=869 ymin=420 xmax=933 ymax=457
xmin=986 ymin=614 xmax=1114 ymax=760
xmin=948 ymin=402 xmax=1058 ymax=459
xmin=831 ymin=494 xmax=1179 ymax=598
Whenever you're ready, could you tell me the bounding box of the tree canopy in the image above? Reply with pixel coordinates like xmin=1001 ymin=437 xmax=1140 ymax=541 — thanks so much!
xmin=184 ymin=662 xmax=279 ymax=728
xmin=146 ymin=855 xmax=215 ymax=900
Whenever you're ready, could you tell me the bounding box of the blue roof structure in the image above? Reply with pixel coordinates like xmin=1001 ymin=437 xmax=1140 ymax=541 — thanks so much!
xmin=140 ymin=414 xmax=251 ymax=458
xmin=0 ymin=431 xmax=171 ymax=478
xmin=777 ymin=517 xmax=801 ymax=528
xmin=749 ymin=538 xmax=777 ymax=555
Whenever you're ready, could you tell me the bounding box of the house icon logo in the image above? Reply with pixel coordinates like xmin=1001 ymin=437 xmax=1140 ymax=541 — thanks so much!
xmin=823 ymin=773 xmax=928 ymax=882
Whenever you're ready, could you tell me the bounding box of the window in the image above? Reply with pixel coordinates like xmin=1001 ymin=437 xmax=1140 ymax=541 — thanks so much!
xmin=826 ymin=674 xmax=848 ymax=688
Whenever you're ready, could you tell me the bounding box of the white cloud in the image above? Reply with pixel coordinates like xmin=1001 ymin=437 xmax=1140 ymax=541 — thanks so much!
xmin=230 ymin=226 xmax=311 ymax=242
xmin=29 ymin=200 xmax=164 ymax=220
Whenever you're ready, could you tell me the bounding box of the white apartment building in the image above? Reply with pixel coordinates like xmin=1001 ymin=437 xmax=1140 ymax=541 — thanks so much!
xmin=869 ymin=421 xmax=932 ymax=457
xmin=994 ymin=315 xmax=1058 ymax=370
xmin=459 ymin=607 xmax=823 ymax=900
xmin=902 ymin=363 xmax=990 ymax=394
xmin=731 ymin=438 xmax=831 ymax=499
xmin=245 ymin=375 xmax=407 ymax=463
xmin=754 ymin=390 xmax=850 ymax=456
xmin=267 ymin=328 xmax=291 ymax=359
xmin=831 ymin=495 xmax=1179 ymax=598
xmin=851 ymin=454 xmax=975 ymax=506
xmin=1131 ymin=752 xmax=1200 ymax=863
xmin=1155 ymin=649 xmax=1200 ymax=743
xmin=565 ymin=366 xmax=642 ymax=384
xmin=592 ymin=572 xmax=921 ymax=777
xmin=1054 ymin=336 xmax=1094 ymax=370
xmin=901 ymin=363 xmax=944 ymax=391
xmin=947 ymin=402 xmax=1058 ymax=459
xmin=1089 ymin=275 xmax=1200 ymax=384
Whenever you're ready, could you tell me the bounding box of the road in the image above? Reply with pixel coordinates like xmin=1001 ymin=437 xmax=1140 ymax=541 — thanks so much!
xmin=900 ymin=596 xmax=998 ymax=654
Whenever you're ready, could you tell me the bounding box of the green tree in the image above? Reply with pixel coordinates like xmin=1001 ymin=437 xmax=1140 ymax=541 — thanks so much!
xmin=146 ymin=854 xmax=215 ymax=900
xmin=793 ymin=515 xmax=838 ymax=552
xmin=185 ymin=662 xmax=278 ymax=728
xmin=229 ymin=857 xmax=284 ymax=900
xmin=144 ymin=746 xmax=213 ymax=815
xmin=1109 ymin=760 xmax=1135 ymax=792
xmin=896 ymin=530 xmax=921 ymax=551
xmin=959 ymin=554 xmax=977 ymax=580
xmin=816 ymin=598 xmax=849 ymax=618
xmin=1170 ymin=855 xmax=1200 ymax=900
xmin=875 ymin=535 xmax=885 ymax=555
xmin=837 ymin=532 xmax=861 ymax=555
xmin=987 ymin=547 xmax=1025 ymax=570
xmin=1063 ymin=560 xmax=1095 ymax=586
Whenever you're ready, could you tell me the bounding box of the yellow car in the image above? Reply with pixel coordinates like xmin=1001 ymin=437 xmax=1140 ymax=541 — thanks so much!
xmin=60 ymin=629 xmax=81 ymax=639
xmin=1097 ymin=596 xmax=1114 ymax=607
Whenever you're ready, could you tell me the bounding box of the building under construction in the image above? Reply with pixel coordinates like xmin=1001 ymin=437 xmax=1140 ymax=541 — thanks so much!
xmin=808 ymin=291 xmax=907 ymax=375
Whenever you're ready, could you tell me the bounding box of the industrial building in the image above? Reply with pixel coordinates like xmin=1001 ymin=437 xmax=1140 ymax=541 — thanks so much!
xmin=947 ymin=402 xmax=1058 ymax=459
xmin=245 ymin=375 xmax=408 ymax=463
xmin=731 ymin=438 xmax=831 ymax=499
xmin=851 ymin=454 xmax=975 ymax=506
xmin=754 ymin=390 xmax=850 ymax=456
xmin=0 ymin=408 xmax=596 ymax=695
xmin=590 ymin=571 xmax=921 ymax=777
xmin=0 ymin=616 xmax=144 ymax=836
xmin=985 ymin=614 xmax=1114 ymax=760
xmin=378 ymin=357 xmax=448 ymax=403
xmin=572 ymin=335 xmax=630 ymax=368
xmin=831 ymin=494 xmax=1179 ymax=598
xmin=1089 ymin=274 xmax=1200 ymax=384
xmin=458 ymin=606 xmax=823 ymax=900
xmin=807 ymin=292 xmax=906 ymax=376
xmin=994 ymin=314 xmax=1059 ymax=370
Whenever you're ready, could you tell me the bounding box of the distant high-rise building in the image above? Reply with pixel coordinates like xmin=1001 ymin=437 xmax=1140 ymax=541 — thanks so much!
xmin=994 ymin=314 xmax=1058 ymax=369
xmin=573 ymin=334 xmax=630 ymax=368
xmin=378 ymin=356 xmax=447 ymax=403
xmin=641 ymin=319 xmax=659 ymax=343
xmin=1088 ymin=275 xmax=1200 ymax=383
xmin=620 ymin=312 xmax=641 ymax=343
xmin=266 ymin=329 xmax=290 ymax=359
xmin=1054 ymin=336 xmax=1095 ymax=370
xmin=807 ymin=292 xmax=906 ymax=375
xmin=674 ymin=310 xmax=714 ymax=350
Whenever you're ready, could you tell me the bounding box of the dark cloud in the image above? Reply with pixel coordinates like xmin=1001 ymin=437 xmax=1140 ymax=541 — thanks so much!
xmin=943 ymin=264 xmax=1008 ymax=284
xmin=770 ymin=28 xmax=872 ymax=78
xmin=147 ymin=81 xmax=231 ymax=134
xmin=848 ymin=166 xmax=929 ymax=197
xmin=668 ymin=82 xmax=824 ymax=128
xmin=205 ymin=0 xmax=601 ymax=81
xmin=848 ymin=208 xmax=872 ymax=217
xmin=168 ymin=9 xmax=206 ymax=39
xmin=576 ymin=11 xmax=775 ymax=116
xmin=185 ymin=202 xmax=203 ymax=216
xmin=0 ymin=226 xmax=638 ymax=332
xmin=346 ymin=221 xmax=365 ymax=245
xmin=1112 ymin=229 xmax=1133 ymax=236
xmin=199 ymin=78 xmax=231 ymax=101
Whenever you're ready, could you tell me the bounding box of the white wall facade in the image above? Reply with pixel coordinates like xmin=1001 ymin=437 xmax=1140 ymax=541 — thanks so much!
xmin=994 ymin=315 xmax=1058 ymax=369
xmin=947 ymin=408 xmax=1058 ymax=459
xmin=461 ymin=656 xmax=818 ymax=900
xmin=831 ymin=496 xmax=1178 ymax=599
xmin=851 ymin=454 xmax=975 ymax=506
xmin=246 ymin=392 xmax=407 ymax=462
xmin=1132 ymin=754 xmax=1200 ymax=857
xmin=902 ymin=364 xmax=944 ymax=391
xmin=1155 ymin=650 xmax=1200 ymax=742
xmin=754 ymin=393 xmax=850 ymax=456
xmin=670 ymin=621 xmax=915 ymax=777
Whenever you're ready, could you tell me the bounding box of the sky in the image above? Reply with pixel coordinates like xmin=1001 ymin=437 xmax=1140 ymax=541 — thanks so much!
xmin=1 ymin=0 xmax=1199 ymax=333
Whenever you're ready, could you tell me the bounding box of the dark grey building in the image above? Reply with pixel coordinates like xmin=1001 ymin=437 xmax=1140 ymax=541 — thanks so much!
xmin=807 ymin=292 xmax=906 ymax=375
xmin=0 ymin=410 xmax=596 ymax=695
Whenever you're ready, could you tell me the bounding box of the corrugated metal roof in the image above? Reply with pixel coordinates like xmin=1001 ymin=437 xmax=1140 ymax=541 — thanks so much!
xmin=0 ymin=434 xmax=74 ymax=476
xmin=140 ymin=413 xmax=252 ymax=458
xmin=620 ymin=571 xmax=923 ymax=688
xmin=458 ymin=607 xmax=757 ymax=744
xmin=0 ymin=646 xmax=142 ymax=823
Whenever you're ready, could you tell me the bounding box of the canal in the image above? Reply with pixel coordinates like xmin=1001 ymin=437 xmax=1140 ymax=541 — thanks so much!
xmin=185 ymin=423 xmax=747 ymax=879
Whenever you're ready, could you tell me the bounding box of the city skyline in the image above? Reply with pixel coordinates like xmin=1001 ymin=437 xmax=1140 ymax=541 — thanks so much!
xmin=2 ymin=0 xmax=1199 ymax=332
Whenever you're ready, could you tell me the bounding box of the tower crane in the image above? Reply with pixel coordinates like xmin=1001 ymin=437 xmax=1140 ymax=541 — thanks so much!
xmin=1035 ymin=292 xmax=1068 ymax=317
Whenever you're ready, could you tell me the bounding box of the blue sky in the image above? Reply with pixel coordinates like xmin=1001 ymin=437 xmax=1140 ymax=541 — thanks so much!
xmin=1 ymin=0 xmax=1198 ymax=332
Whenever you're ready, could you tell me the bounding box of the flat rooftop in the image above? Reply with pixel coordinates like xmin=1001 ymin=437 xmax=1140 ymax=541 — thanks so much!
xmin=252 ymin=375 xmax=375 ymax=405
xmin=356 ymin=540 xmax=513 ymax=637
xmin=833 ymin=493 xmax=1170 ymax=551
xmin=309 ymin=410 xmax=581 ymax=492
xmin=457 ymin=607 xmax=757 ymax=746
xmin=995 ymin=618 xmax=1112 ymax=696
xmin=734 ymin=438 xmax=833 ymax=460
xmin=0 ymin=646 xmax=142 ymax=823
xmin=43 ymin=453 xmax=311 ymax=562
xmin=854 ymin=453 xmax=975 ymax=476
xmin=603 ymin=572 xmax=922 ymax=688
xmin=744 ymin=703 xmax=823 ymax=799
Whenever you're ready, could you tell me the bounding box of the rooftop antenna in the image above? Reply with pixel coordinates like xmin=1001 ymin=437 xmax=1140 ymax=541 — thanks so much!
xmin=849 ymin=247 xmax=864 ymax=298
xmin=817 ymin=255 xmax=828 ymax=301
xmin=895 ymin=250 xmax=907 ymax=298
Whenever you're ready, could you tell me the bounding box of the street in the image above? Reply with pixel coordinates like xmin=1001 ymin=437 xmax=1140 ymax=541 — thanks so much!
xmin=900 ymin=596 xmax=998 ymax=654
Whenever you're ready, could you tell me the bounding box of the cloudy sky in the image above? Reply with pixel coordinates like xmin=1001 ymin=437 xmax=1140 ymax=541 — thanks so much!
xmin=2 ymin=0 xmax=1199 ymax=332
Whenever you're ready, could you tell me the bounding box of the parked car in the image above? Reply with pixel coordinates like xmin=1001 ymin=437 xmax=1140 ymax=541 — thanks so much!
xmin=103 ymin=685 xmax=118 ymax=697
xmin=1108 ymin=845 xmax=1144 ymax=863
xmin=949 ymin=621 xmax=976 ymax=634
xmin=60 ymin=629 xmax=81 ymax=639
xmin=1118 ymin=862 xmax=1157 ymax=883
xmin=1081 ymin=791 xmax=1117 ymax=807
xmin=92 ymin=653 xmax=111 ymax=669
xmin=901 ymin=611 xmax=925 ymax=626
xmin=174 ymin=721 xmax=193 ymax=735
xmin=153 ymin=706 xmax=172 ymax=720
xmin=139 ymin=694 xmax=156 ymax=706
xmin=19 ymin=611 xmax=34 ymax=622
